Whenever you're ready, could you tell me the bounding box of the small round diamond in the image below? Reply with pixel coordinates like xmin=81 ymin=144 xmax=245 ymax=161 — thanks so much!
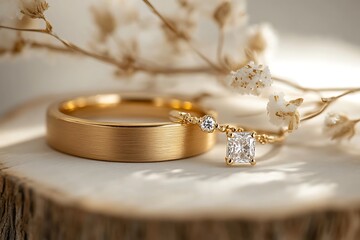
xmin=200 ymin=115 xmax=217 ymax=133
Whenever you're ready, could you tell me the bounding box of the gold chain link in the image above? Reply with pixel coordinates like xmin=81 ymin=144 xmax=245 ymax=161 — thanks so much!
xmin=174 ymin=111 xmax=286 ymax=145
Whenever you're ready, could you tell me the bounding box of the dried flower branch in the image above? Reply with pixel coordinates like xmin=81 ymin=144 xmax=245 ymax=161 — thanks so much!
xmin=0 ymin=23 xmax=218 ymax=75
xmin=0 ymin=0 xmax=360 ymax=143
xmin=324 ymin=113 xmax=359 ymax=140
xmin=0 ymin=8 xmax=355 ymax=90
xmin=20 ymin=0 xmax=52 ymax=31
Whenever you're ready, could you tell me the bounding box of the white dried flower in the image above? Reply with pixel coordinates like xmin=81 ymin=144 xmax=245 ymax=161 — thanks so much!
xmin=226 ymin=61 xmax=272 ymax=95
xmin=20 ymin=0 xmax=49 ymax=19
xmin=324 ymin=113 xmax=357 ymax=140
xmin=267 ymin=93 xmax=303 ymax=132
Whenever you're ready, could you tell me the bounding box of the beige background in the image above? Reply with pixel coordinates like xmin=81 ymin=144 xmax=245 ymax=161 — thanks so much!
xmin=0 ymin=0 xmax=360 ymax=220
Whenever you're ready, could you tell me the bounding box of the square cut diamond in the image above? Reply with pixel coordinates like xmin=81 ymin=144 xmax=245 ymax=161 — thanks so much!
xmin=226 ymin=132 xmax=255 ymax=164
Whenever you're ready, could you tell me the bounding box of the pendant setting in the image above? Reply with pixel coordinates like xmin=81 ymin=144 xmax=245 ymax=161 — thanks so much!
xmin=170 ymin=111 xmax=257 ymax=166
xmin=225 ymin=131 xmax=256 ymax=166
xmin=169 ymin=110 xmax=285 ymax=166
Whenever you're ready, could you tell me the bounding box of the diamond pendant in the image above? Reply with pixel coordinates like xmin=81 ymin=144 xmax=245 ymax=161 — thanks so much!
xmin=225 ymin=132 xmax=256 ymax=166
xmin=169 ymin=111 xmax=259 ymax=166
xmin=169 ymin=111 xmax=286 ymax=166
xmin=197 ymin=114 xmax=257 ymax=166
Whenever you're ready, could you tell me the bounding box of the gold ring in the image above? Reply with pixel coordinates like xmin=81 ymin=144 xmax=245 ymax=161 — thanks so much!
xmin=170 ymin=111 xmax=286 ymax=166
xmin=46 ymin=93 xmax=217 ymax=162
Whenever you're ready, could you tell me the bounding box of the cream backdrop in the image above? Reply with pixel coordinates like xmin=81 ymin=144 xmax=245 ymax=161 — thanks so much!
xmin=0 ymin=0 xmax=360 ymax=220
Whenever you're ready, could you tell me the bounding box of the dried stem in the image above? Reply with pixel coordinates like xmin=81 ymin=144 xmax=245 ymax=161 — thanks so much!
xmin=29 ymin=40 xmax=75 ymax=54
xmin=0 ymin=16 xmax=359 ymax=94
xmin=0 ymin=24 xmax=219 ymax=75
xmin=301 ymin=88 xmax=360 ymax=122
xmin=301 ymin=102 xmax=330 ymax=122
xmin=0 ymin=24 xmax=130 ymax=67
xmin=0 ymin=25 xmax=47 ymax=34
xmin=142 ymin=0 xmax=225 ymax=73
xmin=353 ymin=118 xmax=360 ymax=124
xmin=1 ymin=24 xmax=359 ymax=93
xmin=216 ymin=27 xmax=230 ymax=71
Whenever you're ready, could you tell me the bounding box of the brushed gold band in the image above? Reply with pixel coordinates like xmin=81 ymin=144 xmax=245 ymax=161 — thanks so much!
xmin=46 ymin=93 xmax=216 ymax=162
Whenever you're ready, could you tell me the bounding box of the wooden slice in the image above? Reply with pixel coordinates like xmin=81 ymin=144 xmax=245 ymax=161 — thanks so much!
xmin=0 ymin=96 xmax=360 ymax=240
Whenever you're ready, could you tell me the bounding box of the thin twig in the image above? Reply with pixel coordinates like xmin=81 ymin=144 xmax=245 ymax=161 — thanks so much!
xmin=0 ymin=25 xmax=47 ymax=33
xmin=301 ymin=88 xmax=360 ymax=122
xmin=217 ymin=28 xmax=224 ymax=62
xmin=300 ymin=102 xmax=330 ymax=122
xmin=216 ymin=27 xmax=229 ymax=70
xmin=49 ymin=32 xmax=125 ymax=67
xmin=29 ymin=41 xmax=74 ymax=53
xmin=353 ymin=118 xmax=360 ymax=124
xmin=0 ymin=24 xmax=220 ymax=75
xmin=0 ymin=24 xmax=128 ymax=67
xmin=334 ymin=88 xmax=360 ymax=98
